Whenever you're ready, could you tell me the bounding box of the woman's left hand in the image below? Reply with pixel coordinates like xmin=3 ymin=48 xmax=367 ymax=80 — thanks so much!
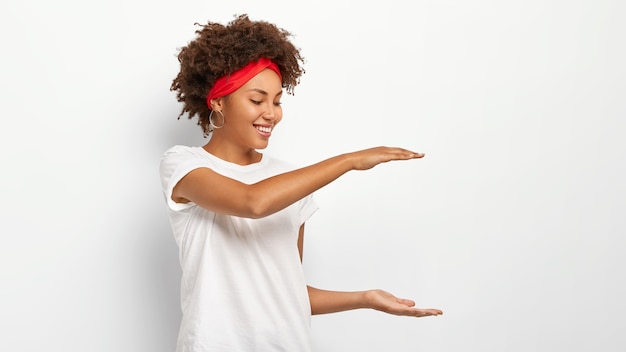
xmin=365 ymin=289 xmax=443 ymax=317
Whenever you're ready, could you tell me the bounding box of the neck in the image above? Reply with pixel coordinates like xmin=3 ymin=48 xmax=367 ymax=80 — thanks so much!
xmin=203 ymin=138 xmax=262 ymax=165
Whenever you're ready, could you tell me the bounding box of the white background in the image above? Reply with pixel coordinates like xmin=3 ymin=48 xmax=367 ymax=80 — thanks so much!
xmin=1 ymin=0 xmax=625 ymax=351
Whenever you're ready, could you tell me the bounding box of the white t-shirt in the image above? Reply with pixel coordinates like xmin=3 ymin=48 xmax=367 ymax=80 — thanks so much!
xmin=159 ymin=145 xmax=318 ymax=352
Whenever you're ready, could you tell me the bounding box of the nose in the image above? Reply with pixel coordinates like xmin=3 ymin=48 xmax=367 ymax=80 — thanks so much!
xmin=263 ymin=103 xmax=280 ymax=123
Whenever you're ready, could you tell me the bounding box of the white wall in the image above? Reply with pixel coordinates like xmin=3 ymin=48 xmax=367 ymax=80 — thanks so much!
xmin=1 ymin=1 xmax=624 ymax=351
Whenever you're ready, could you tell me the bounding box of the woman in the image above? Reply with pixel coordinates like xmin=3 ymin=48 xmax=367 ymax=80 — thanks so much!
xmin=160 ymin=14 xmax=442 ymax=352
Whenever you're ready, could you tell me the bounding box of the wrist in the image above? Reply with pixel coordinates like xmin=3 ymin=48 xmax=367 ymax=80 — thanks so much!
xmin=337 ymin=152 xmax=357 ymax=171
xmin=361 ymin=289 xmax=377 ymax=310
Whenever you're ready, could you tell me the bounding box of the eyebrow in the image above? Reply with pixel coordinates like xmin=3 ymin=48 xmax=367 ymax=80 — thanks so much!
xmin=247 ymin=88 xmax=283 ymax=97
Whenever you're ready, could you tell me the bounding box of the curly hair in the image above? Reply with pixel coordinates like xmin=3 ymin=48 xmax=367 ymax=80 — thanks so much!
xmin=171 ymin=14 xmax=306 ymax=136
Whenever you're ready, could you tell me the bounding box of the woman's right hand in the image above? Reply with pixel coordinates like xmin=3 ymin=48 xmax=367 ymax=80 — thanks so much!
xmin=347 ymin=147 xmax=425 ymax=171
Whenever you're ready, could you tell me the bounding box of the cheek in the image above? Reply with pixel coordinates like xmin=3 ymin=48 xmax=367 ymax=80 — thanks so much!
xmin=226 ymin=107 xmax=253 ymax=124
xmin=275 ymin=108 xmax=283 ymax=125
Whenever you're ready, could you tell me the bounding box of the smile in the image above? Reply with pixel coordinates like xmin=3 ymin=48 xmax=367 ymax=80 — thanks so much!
xmin=254 ymin=125 xmax=272 ymax=133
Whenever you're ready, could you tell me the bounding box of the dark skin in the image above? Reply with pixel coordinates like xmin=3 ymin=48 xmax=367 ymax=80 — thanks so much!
xmin=173 ymin=68 xmax=443 ymax=318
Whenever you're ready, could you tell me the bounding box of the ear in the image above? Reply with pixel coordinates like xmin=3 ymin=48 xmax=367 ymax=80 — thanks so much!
xmin=209 ymin=97 xmax=224 ymax=111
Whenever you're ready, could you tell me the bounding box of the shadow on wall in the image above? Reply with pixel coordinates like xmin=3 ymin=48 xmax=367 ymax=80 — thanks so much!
xmin=141 ymin=107 xmax=200 ymax=351
xmin=139 ymin=201 xmax=182 ymax=351
xmin=145 ymin=96 xmax=214 ymax=350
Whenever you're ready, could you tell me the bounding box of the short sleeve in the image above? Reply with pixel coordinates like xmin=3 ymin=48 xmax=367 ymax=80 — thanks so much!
xmin=159 ymin=146 xmax=208 ymax=212
xmin=298 ymin=194 xmax=318 ymax=225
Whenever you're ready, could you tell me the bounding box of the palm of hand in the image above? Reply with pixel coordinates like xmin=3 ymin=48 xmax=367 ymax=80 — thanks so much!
xmin=367 ymin=289 xmax=442 ymax=318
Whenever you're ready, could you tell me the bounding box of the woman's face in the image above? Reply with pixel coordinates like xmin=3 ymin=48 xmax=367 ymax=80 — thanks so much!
xmin=218 ymin=69 xmax=283 ymax=151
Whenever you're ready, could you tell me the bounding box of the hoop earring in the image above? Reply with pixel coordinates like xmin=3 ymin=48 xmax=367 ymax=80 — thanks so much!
xmin=209 ymin=110 xmax=225 ymax=130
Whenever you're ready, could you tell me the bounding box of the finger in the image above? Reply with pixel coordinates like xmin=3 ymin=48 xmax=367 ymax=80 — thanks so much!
xmin=415 ymin=309 xmax=443 ymax=317
xmin=395 ymin=298 xmax=416 ymax=307
xmin=399 ymin=308 xmax=437 ymax=317
xmin=401 ymin=149 xmax=425 ymax=159
xmin=389 ymin=149 xmax=424 ymax=160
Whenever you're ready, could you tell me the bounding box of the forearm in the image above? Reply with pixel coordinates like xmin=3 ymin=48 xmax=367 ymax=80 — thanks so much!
xmin=250 ymin=146 xmax=422 ymax=218
xmin=176 ymin=147 xmax=421 ymax=219
xmin=248 ymin=154 xmax=353 ymax=218
xmin=307 ymin=286 xmax=444 ymax=317
xmin=307 ymin=286 xmax=368 ymax=315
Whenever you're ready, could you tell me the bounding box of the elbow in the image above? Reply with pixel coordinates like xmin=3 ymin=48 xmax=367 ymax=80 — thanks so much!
xmin=245 ymin=192 xmax=273 ymax=219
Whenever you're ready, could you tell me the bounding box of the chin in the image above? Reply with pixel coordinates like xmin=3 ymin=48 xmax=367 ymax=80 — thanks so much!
xmin=254 ymin=141 xmax=270 ymax=150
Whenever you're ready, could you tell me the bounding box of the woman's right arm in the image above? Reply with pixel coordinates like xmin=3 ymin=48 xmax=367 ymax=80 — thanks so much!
xmin=172 ymin=147 xmax=424 ymax=218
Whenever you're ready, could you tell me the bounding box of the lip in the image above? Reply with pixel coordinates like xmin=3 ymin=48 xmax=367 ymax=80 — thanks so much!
xmin=254 ymin=124 xmax=273 ymax=138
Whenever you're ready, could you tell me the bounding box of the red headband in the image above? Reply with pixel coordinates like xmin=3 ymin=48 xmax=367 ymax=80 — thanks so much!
xmin=206 ymin=58 xmax=282 ymax=109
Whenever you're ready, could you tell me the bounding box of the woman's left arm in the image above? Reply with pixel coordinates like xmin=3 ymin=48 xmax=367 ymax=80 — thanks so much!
xmin=297 ymin=225 xmax=443 ymax=318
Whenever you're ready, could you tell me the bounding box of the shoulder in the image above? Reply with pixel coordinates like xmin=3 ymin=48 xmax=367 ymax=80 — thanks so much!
xmin=161 ymin=145 xmax=202 ymax=158
xmin=159 ymin=145 xmax=209 ymax=176
xmin=262 ymin=154 xmax=300 ymax=174
xmin=160 ymin=145 xmax=206 ymax=164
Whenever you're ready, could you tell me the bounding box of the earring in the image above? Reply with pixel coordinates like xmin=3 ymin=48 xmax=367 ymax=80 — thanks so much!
xmin=209 ymin=110 xmax=225 ymax=130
